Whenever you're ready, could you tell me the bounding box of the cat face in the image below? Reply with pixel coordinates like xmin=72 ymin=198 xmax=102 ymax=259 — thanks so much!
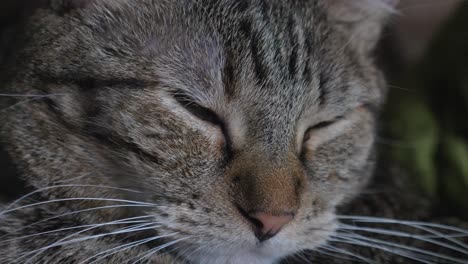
xmin=3 ymin=0 xmax=395 ymax=263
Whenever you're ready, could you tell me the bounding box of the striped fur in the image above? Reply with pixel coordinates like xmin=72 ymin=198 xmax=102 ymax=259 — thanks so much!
xmin=0 ymin=0 xmax=395 ymax=263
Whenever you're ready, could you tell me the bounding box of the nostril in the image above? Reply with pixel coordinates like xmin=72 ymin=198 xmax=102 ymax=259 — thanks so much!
xmin=247 ymin=214 xmax=264 ymax=230
xmin=249 ymin=212 xmax=293 ymax=242
xmin=236 ymin=205 xmax=294 ymax=242
xmin=236 ymin=205 xmax=263 ymax=227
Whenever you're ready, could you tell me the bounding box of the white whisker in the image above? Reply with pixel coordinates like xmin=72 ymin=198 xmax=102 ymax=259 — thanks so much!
xmin=0 ymin=197 xmax=156 ymax=216
xmin=40 ymin=217 xmax=156 ymax=262
xmin=1 ymin=95 xmax=66 ymax=112
xmin=339 ymin=215 xmax=468 ymax=251
xmin=338 ymin=216 xmax=468 ymax=235
xmin=83 ymin=233 xmax=179 ymax=264
xmin=21 ymin=222 xmax=162 ymax=264
xmin=333 ymin=232 xmax=468 ymax=264
xmin=321 ymin=244 xmax=377 ymax=264
xmin=53 ymin=173 xmax=93 ymax=184
xmin=130 ymin=236 xmax=190 ymax=264
xmin=339 ymin=224 xmax=468 ymax=254
xmin=0 ymin=204 xmax=156 ymax=241
xmin=4 ymin=184 xmax=141 ymax=211
xmin=331 ymin=236 xmax=434 ymax=264
xmin=0 ymin=218 xmax=151 ymax=245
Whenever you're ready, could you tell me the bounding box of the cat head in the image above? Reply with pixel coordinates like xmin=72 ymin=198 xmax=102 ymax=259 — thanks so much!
xmin=2 ymin=0 xmax=396 ymax=262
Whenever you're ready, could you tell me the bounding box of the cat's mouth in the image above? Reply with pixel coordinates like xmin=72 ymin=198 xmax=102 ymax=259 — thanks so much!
xmin=169 ymin=216 xmax=337 ymax=264
xmin=178 ymin=241 xmax=295 ymax=264
xmin=177 ymin=236 xmax=314 ymax=264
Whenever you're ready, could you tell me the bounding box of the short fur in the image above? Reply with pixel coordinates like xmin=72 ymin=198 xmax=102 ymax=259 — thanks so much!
xmin=0 ymin=0 xmax=395 ymax=263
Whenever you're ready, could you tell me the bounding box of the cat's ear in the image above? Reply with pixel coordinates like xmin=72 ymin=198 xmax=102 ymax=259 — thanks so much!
xmin=324 ymin=0 xmax=399 ymax=53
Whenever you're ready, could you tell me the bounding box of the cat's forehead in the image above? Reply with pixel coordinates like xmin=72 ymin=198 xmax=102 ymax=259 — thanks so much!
xmin=119 ymin=1 xmax=368 ymax=100
xmin=71 ymin=0 xmax=380 ymax=115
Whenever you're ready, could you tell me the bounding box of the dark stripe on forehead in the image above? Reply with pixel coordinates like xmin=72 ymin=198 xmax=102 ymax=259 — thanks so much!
xmin=287 ymin=15 xmax=298 ymax=79
xmin=239 ymin=18 xmax=267 ymax=82
xmin=235 ymin=0 xmax=249 ymax=13
xmin=222 ymin=51 xmax=236 ymax=98
xmin=258 ymin=0 xmax=270 ymax=18
xmin=302 ymin=37 xmax=312 ymax=83
xmin=318 ymin=71 xmax=328 ymax=106
xmin=289 ymin=45 xmax=298 ymax=79
xmin=250 ymin=29 xmax=268 ymax=83
xmin=239 ymin=18 xmax=252 ymax=37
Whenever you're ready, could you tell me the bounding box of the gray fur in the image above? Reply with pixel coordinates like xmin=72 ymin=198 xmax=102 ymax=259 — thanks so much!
xmin=0 ymin=0 xmax=394 ymax=263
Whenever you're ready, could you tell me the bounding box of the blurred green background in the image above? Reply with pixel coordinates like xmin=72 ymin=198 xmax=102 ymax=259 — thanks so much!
xmin=381 ymin=0 xmax=468 ymax=219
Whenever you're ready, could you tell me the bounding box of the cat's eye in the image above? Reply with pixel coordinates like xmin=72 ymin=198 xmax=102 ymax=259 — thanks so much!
xmin=300 ymin=107 xmax=369 ymax=154
xmin=173 ymin=92 xmax=233 ymax=159
xmin=173 ymin=93 xmax=223 ymax=126
xmin=302 ymin=116 xmax=345 ymax=144
xmin=309 ymin=120 xmax=336 ymax=130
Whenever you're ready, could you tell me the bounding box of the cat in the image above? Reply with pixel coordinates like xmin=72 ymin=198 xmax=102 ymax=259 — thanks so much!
xmin=2 ymin=0 xmax=461 ymax=263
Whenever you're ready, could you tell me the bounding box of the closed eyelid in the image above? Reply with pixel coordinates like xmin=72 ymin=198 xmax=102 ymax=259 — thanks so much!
xmin=300 ymin=105 xmax=368 ymax=152
xmin=171 ymin=91 xmax=234 ymax=158
xmin=172 ymin=91 xmax=224 ymax=125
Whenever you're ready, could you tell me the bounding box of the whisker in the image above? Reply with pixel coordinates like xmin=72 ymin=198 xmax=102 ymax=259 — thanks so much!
xmin=40 ymin=217 xmax=156 ymax=262
xmin=408 ymin=224 xmax=468 ymax=250
xmin=340 ymin=224 xmax=467 ymax=239
xmin=1 ymin=204 xmax=156 ymax=241
xmin=387 ymin=84 xmax=413 ymax=92
xmin=0 ymin=215 xmax=154 ymax=244
xmin=321 ymin=244 xmax=377 ymax=264
xmin=82 ymin=233 xmax=179 ymax=264
xmin=53 ymin=173 xmax=93 ymax=184
xmin=21 ymin=221 xmax=154 ymax=261
xmin=1 ymin=197 xmax=157 ymax=216
xmin=338 ymin=216 xmax=468 ymax=235
xmin=169 ymin=240 xmax=200 ymax=263
xmin=338 ymin=215 xmax=468 ymax=250
xmin=160 ymin=242 xmax=187 ymax=264
xmin=1 ymin=95 xmax=65 ymax=112
xmin=334 ymin=232 xmax=468 ymax=264
xmin=21 ymin=222 xmax=162 ymax=264
xmin=154 ymin=235 xmax=201 ymax=261
xmin=130 ymin=236 xmax=190 ymax=264
xmin=4 ymin=184 xmax=142 ymax=211
xmin=331 ymin=236 xmax=434 ymax=264
xmin=339 ymin=224 xmax=468 ymax=253
xmin=289 ymin=251 xmax=311 ymax=264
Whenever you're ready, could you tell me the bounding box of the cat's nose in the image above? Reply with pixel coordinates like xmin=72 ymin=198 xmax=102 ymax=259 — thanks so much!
xmin=248 ymin=212 xmax=294 ymax=242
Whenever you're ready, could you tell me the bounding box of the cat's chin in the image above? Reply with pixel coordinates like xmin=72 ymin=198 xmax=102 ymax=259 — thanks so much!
xmin=174 ymin=214 xmax=337 ymax=264
xmin=184 ymin=246 xmax=292 ymax=264
xmin=179 ymin=237 xmax=321 ymax=264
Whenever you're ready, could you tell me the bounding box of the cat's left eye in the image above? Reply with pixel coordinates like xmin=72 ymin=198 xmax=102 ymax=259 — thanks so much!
xmin=304 ymin=117 xmax=343 ymax=138
xmin=308 ymin=120 xmax=337 ymax=131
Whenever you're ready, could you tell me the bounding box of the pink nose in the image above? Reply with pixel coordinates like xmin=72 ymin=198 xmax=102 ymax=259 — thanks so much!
xmin=248 ymin=212 xmax=294 ymax=242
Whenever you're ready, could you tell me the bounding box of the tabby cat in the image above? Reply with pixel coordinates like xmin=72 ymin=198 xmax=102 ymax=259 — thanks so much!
xmin=2 ymin=0 xmax=463 ymax=263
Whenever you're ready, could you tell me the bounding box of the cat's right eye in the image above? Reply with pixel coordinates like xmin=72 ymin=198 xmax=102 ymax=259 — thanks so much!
xmin=173 ymin=92 xmax=234 ymax=159
xmin=173 ymin=93 xmax=224 ymax=127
